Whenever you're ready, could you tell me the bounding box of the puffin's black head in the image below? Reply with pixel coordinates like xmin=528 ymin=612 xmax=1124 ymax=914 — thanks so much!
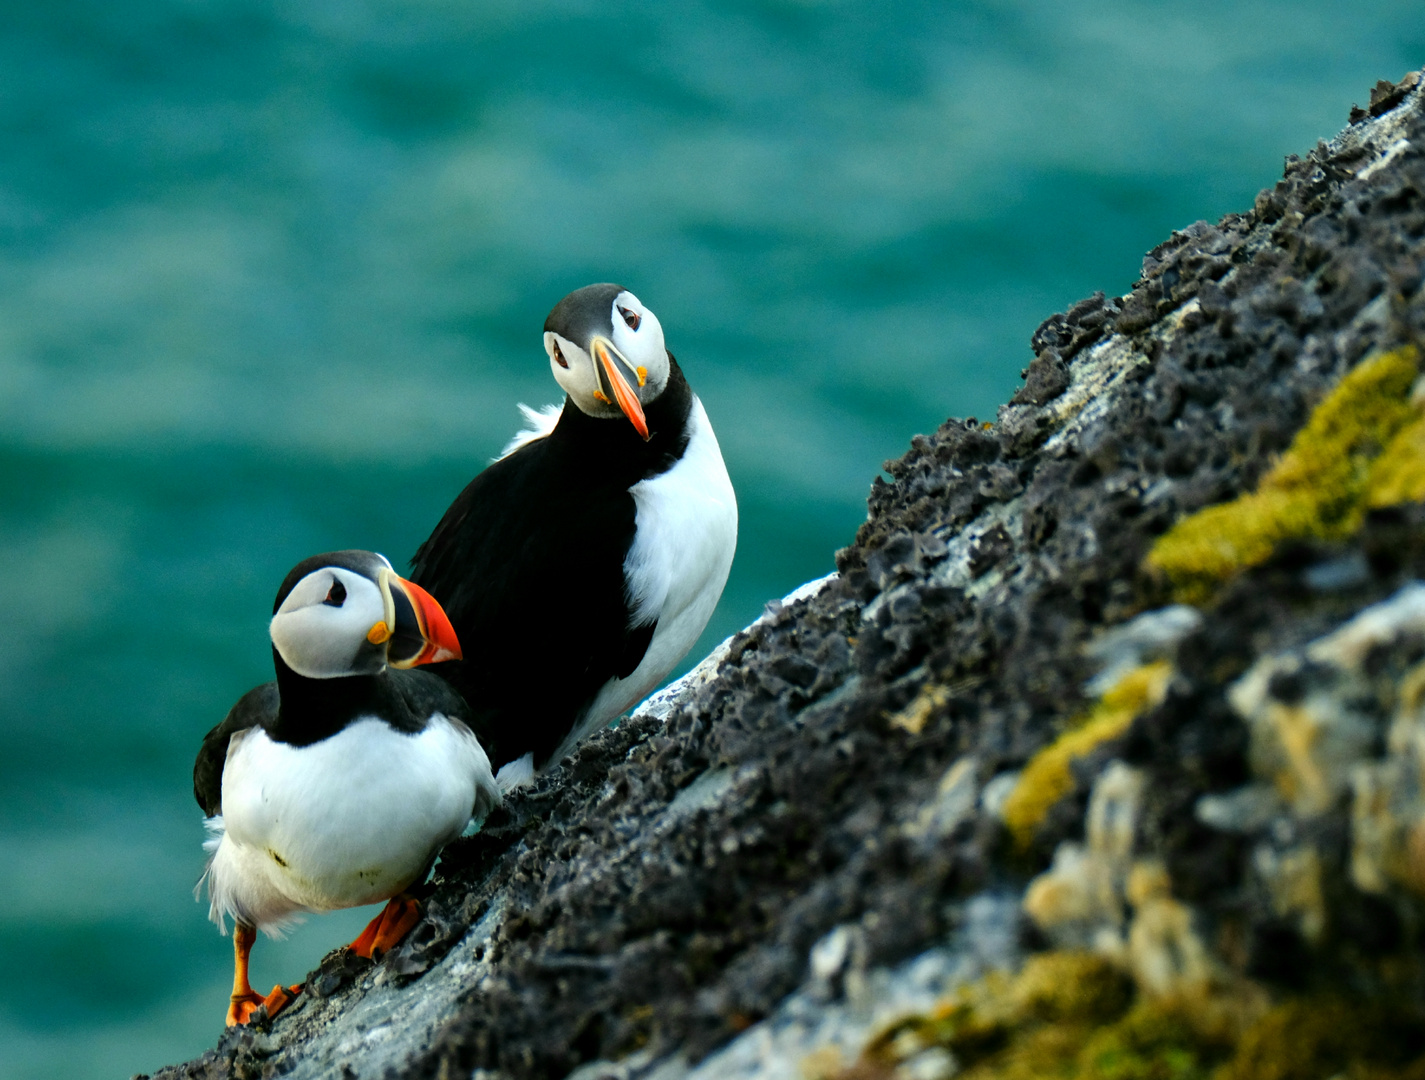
xmin=542 ymin=283 xmax=670 ymax=441
xmin=269 ymin=550 xmax=462 ymax=679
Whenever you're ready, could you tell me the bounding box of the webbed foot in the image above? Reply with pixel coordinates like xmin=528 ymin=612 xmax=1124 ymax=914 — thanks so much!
xmin=348 ymin=894 xmax=422 ymax=960
xmin=225 ymin=922 xmax=302 ymax=1027
xmin=227 ymin=982 xmax=302 ymax=1026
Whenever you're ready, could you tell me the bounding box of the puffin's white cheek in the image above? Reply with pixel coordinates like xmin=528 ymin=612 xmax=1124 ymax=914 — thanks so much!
xmin=270 ymin=609 xmax=362 ymax=679
xmin=551 ymin=358 xmax=573 ymax=393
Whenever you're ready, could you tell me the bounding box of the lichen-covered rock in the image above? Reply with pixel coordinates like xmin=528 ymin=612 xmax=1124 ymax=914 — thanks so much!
xmin=1146 ymin=343 xmax=1424 ymax=603
xmin=1002 ymin=663 xmax=1171 ymax=853
xmin=149 ymin=69 xmax=1425 ymax=1080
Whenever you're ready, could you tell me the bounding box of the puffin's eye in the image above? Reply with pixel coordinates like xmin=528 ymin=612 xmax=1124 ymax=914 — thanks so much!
xmin=619 ymin=306 xmax=641 ymax=331
xmin=324 ymin=579 xmax=347 ymax=607
xmin=552 ymin=341 xmax=569 ymax=369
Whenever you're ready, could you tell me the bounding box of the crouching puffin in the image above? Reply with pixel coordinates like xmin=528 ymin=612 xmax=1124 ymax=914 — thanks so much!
xmin=410 ymin=283 xmax=737 ymax=784
xmin=194 ymin=550 xmax=500 ymax=1026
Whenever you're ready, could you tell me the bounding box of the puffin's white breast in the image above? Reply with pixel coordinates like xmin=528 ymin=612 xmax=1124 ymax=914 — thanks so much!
xmin=204 ymin=715 xmax=496 ymax=930
xmin=555 ymin=395 xmax=737 ymax=761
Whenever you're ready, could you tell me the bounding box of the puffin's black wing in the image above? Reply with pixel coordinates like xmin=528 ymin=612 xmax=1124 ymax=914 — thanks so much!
xmin=390 ymin=667 xmax=477 ymax=731
xmin=193 ymin=682 xmax=278 ymax=817
xmin=410 ymin=409 xmax=655 ymax=770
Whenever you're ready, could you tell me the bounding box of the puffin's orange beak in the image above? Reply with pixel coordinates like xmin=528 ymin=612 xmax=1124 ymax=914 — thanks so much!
xmin=385 ymin=574 xmax=462 ymax=668
xmin=592 ymin=338 xmax=650 ymax=441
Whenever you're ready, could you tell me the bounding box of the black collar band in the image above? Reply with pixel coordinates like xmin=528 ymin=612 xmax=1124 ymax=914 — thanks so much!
xmin=269 ymin=650 xmax=422 ymax=746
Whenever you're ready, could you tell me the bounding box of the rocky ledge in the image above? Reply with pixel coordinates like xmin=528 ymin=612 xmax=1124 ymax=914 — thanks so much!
xmin=152 ymin=69 xmax=1425 ymax=1080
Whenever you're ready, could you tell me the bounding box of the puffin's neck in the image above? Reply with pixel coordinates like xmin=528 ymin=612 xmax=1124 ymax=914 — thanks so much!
xmin=552 ymin=355 xmax=694 ymax=486
xmin=270 ymin=650 xmax=412 ymax=747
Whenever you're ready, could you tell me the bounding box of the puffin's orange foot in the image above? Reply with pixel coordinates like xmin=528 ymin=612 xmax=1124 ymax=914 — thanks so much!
xmin=349 ymin=895 xmax=423 ymax=960
xmin=226 ymin=982 xmax=303 ymax=1027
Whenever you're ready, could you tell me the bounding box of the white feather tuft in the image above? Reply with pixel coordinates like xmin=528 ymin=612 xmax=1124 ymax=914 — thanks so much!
xmin=195 ymin=815 xmax=305 ymax=938
xmin=497 ymin=403 xmax=563 ymax=460
xmin=495 ymin=752 xmax=536 ymax=794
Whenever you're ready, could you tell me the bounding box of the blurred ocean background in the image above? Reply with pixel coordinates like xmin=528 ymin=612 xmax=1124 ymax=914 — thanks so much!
xmin=0 ymin=2 xmax=1420 ymax=1076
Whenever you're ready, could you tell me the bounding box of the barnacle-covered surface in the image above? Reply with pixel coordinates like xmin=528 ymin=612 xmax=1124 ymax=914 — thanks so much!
xmin=151 ymin=70 xmax=1425 ymax=1080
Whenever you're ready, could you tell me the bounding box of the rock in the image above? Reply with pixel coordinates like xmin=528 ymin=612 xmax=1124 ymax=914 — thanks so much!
xmin=153 ymin=68 xmax=1425 ymax=1080
xmin=1083 ymin=605 xmax=1203 ymax=695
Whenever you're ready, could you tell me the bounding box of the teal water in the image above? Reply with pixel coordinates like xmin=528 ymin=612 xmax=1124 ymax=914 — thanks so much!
xmin=0 ymin=3 xmax=1420 ymax=1076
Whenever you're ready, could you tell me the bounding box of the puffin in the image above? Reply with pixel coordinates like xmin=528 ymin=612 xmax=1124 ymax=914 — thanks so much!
xmin=410 ymin=283 xmax=737 ymax=785
xmin=194 ymin=550 xmax=500 ymax=1026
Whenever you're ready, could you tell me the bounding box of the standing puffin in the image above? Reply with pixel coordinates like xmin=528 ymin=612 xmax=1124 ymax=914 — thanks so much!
xmin=410 ymin=283 xmax=737 ymax=784
xmin=194 ymin=550 xmax=500 ymax=1026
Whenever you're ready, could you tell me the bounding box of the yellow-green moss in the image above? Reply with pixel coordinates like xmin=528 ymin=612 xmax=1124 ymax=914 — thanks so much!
xmin=1074 ymin=1004 xmax=1224 ymax=1080
xmin=854 ymin=953 xmax=1135 ymax=1080
xmin=847 ymin=952 xmax=1223 ymax=1080
xmin=1367 ymin=409 xmax=1425 ymax=507
xmin=1215 ymin=997 xmax=1425 ymax=1080
xmin=1001 ymin=661 xmax=1173 ymax=850
xmin=836 ymin=951 xmax=1425 ymax=1080
xmin=1146 ymin=345 xmax=1422 ymax=604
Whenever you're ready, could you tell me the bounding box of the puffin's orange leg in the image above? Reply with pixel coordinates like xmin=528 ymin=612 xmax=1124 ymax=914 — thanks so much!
xmin=226 ymin=923 xmax=302 ymax=1027
xmin=371 ymin=894 xmax=422 ymax=957
xmin=348 ymin=894 xmax=422 ymax=960
xmin=348 ymin=909 xmax=383 ymax=958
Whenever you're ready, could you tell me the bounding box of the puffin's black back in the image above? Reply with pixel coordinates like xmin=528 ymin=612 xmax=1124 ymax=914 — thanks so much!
xmin=410 ymin=359 xmax=693 ymax=769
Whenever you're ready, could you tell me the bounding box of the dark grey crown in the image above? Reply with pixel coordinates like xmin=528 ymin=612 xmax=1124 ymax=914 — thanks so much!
xmin=272 ymin=550 xmax=389 ymax=614
xmin=543 ymin=283 xmax=626 ymax=346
